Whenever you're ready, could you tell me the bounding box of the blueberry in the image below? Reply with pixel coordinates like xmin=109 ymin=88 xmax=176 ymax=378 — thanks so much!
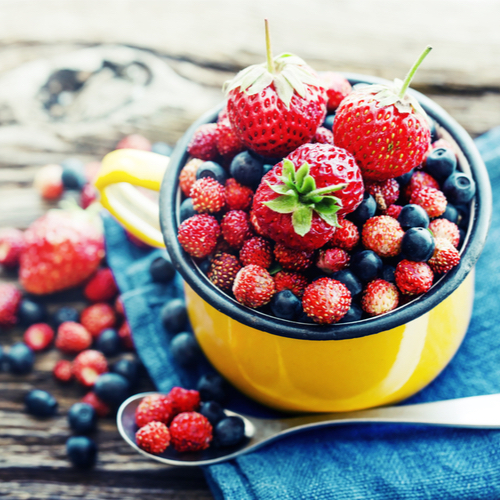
xmin=68 ymin=402 xmax=97 ymax=434
xmin=347 ymin=193 xmax=377 ymax=227
xmin=270 ymin=290 xmax=302 ymax=320
xmin=197 ymin=373 xmax=228 ymax=403
xmin=6 ymin=343 xmax=34 ymax=375
xmin=66 ymin=436 xmax=97 ymax=469
xmin=331 ymin=270 xmax=363 ymax=298
xmin=230 ymin=151 xmax=264 ymax=188
xmin=180 ymin=198 xmax=197 ymax=222
xmin=25 ymin=389 xmax=58 ymax=417
xmin=111 ymin=357 xmax=140 ymax=386
xmin=322 ymin=114 xmax=335 ymax=130
xmin=151 ymin=142 xmax=173 ymax=156
xmin=459 ymin=228 xmax=466 ymax=247
xmin=395 ymin=168 xmax=415 ymax=187
xmin=382 ymin=265 xmax=396 ymax=283
xmin=18 ymin=299 xmax=47 ymax=326
xmin=95 ymin=328 xmax=121 ymax=357
xmin=350 ymin=251 xmax=383 ymax=283
xmin=398 ymin=204 xmax=430 ymax=230
xmin=425 ymin=147 xmax=457 ymax=181
xmin=161 ymin=299 xmax=187 ymax=334
xmin=0 ymin=345 xmax=6 ymax=372
xmin=169 ymin=332 xmax=202 ymax=367
xmin=438 ymin=204 xmax=459 ymax=224
xmin=200 ymin=401 xmax=225 ymax=426
xmin=196 ymin=161 xmax=228 ymax=185
xmin=214 ymin=416 xmax=246 ymax=447
xmin=401 ymin=228 xmax=435 ymax=262
xmin=456 ymin=204 xmax=470 ymax=230
xmin=428 ymin=118 xmax=438 ymax=142
xmin=52 ymin=307 xmax=80 ymax=329
xmin=442 ymin=173 xmax=476 ymax=205
xmin=94 ymin=373 xmax=130 ymax=407
xmin=198 ymin=259 xmax=211 ymax=275
xmin=149 ymin=255 xmax=175 ymax=283
xmin=338 ymin=303 xmax=363 ymax=323
xmin=61 ymin=158 xmax=87 ymax=190
xmin=263 ymin=164 xmax=274 ymax=175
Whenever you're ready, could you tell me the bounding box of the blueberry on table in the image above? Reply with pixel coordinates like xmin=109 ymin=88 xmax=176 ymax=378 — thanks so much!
xmin=169 ymin=332 xmax=202 ymax=367
xmin=61 ymin=158 xmax=87 ymax=190
xmin=94 ymin=373 xmax=130 ymax=407
xmin=398 ymin=204 xmax=430 ymax=230
xmin=331 ymin=270 xmax=363 ymax=299
xmin=442 ymin=172 xmax=476 ymax=205
xmin=179 ymin=198 xmax=197 ymax=222
xmin=66 ymin=436 xmax=97 ymax=469
xmin=52 ymin=306 xmax=80 ymax=329
xmin=230 ymin=151 xmax=264 ymax=189
xmin=25 ymin=389 xmax=58 ymax=417
xmin=161 ymin=299 xmax=187 ymax=334
xmin=401 ymin=228 xmax=436 ymax=262
xmin=200 ymin=401 xmax=226 ymax=426
xmin=214 ymin=416 xmax=246 ymax=447
xmin=270 ymin=290 xmax=302 ymax=320
xmin=425 ymin=147 xmax=457 ymax=181
xmin=338 ymin=303 xmax=363 ymax=323
xmin=197 ymin=373 xmax=228 ymax=403
xmin=111 ymin=357 xmax=140 ymax=386
xmin=95 ymin=328 xmax=121 ymax=357
xmin=6 ymin=343 xmax=34 ymax=375
xmin=68 ymin=402 xmax=97 ymax=434
xmin=350 ymin=250 xmax=383 ymax=283
xmin=347 ymin=193 xmax=377 ymax=227
xmin=18 ymin=299 xmax=47 ymax=326
xmin=151 ymin=142 xmax=173 ymax=156
xmin=196 ymin=161 xmax=228 ymax=185
xmin=395 ymin=168 xmax=414 ymax=187
xmin=149 ymin=255 xmax=175 ymax=283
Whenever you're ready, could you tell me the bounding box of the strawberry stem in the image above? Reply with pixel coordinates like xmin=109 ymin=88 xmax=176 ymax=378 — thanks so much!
xmin=265 ymin=19 xmax=275 ymax=74
xmin=398 ymin=45 xmax=432 ymax=99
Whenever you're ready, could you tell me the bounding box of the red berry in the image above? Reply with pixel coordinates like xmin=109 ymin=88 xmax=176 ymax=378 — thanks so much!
xmin=118 ymin=321 xmax=134 ymax=350
xmin=126 ymin=230 xmax=151 ymax=249
xmin=179 ymin=158 xmax=203 ymax=197
xmin=410 ymin=187 xmax=447 ymax=218
xmin=169 ymin=412 xmax=212 ymax=452
xmin=395 ymin=260 xmax=434 ymax=295
xmin=115 ymin=296 xmax=125 ymax=317
xmin=167 ymin=386 xmax=201 ymax=415
xmin=207 ymin=253 xmax=242 ymax=292
xmin=365 ymin=179 xmax=400 ymax=211
xmin=72 ymin=349 xmax=108 ymax=387
xmin=116 ymin=134 xmax=152 ymax=151
xmin=80 ymin=183 xmax=98 ymax=209
xmin=0 ymin=228 xmax=24 ymax=268
xmin=320 ymin=72 xmax=352 ymax=112
xmin=328 ymin=218 xmax=359 ymax=251
xmin=84 ymin=268 xmax=119 ymax=303
xmin=239 ymin=237 xmax=273 ymax=269
xmin=82 ymin=391 xmax=110 ymax=417
xmin=220 ymin=210 xmax=252 ymax=249
xmin=135 ymin=394 xmax=174 ymax=427
xmin=274 ymin=244 xmax=313 ymax=272
xmin=177 ymin=214 xmax=220 ymax=259
xmin=429 ymin=219 xmax=460 ymax=248
xmin=136 ymin=421 xmax=171 ymax=454
xmin=24 ymin=323 xmax=54 ymax=351
xmin=53 ymin=360 xmax=73 ymax=383
xmin=362 ymin=216 xmax=404 ymax=258
xmin=431 ymin=139 xmax=455 ymax=152
xmin=302 ymin=278 xmax=351 ymax=324
xmin=215 ymin=119 xmax=244 ymax=159
xmin=190 ymin=177 xmax=226 ymax=214
xmin=187 ymin=124 xmax=219 ymax=161
xmin=273 ymin=271 xmax=309 ymax=298
xmin=313 ymin=127 xmax=334 ymax=145
xmin=224 ymin=178 xmax=253 ymax=212
xmin=56 ymin=322 xmax=92 ymax=354
xmin=33 ymin=164 xmax=64 ymax=200
xmin=233 ymin=265 xmax=275 ymax=308
xmin=316 ymin=247 xmax=350 ymax=274
xmin=361 ymin=279 xmax=399 ymax=316
xmin=384 ymin=204 xmax=403 ymax=219
xmin=0 ymin=284 xmax=22 ymax=327
xmin=428 ymin=238 xmax=461 ymax=274
xmin=405 ymin=171 xmax=439 ymax=199
xmin=80 ymin=303 xmax=116 ymax=338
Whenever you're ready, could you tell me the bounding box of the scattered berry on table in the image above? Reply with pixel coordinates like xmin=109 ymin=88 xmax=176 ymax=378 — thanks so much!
xmin=179 ymin=158 xmax=203 ymax=196
xmin=118 ymin=321 xmax=134 ymax=350
xmin=136 ymin=421 xmax=171 ymax=454
xmin=397 ymin=204 xmax=430 ymax=230
xmin=274 ymin=244 xmax=313 ymax=272
xmin=0 ymin=284 xmax=22 ymax=327
xmin=349 ymin=250 xmax=383 ymax=283
xmin=170 ymin=332 xmax=202 ymax=367
xmin=347 ymin=192 xmax=377 ymax=227
xmin=179 ymin=198 xmax=197 ymax=222
xmin=151 ymin=142 xmax=173 ymax=156
xmin=425 ymin=147 xmax=457 ymax=181
xmin=429 ymin=219 xmax=460 ymax=248
xmin=55 ymin=322 xmax=92 ymax=354
xmin=428 ymin=238 xmax=461 ymax=274
xmin=187 ymin=124 xmax=219 ymax=161
xmin=80 ymin=303 xmax=117 ymax=337
xmin=52 ymin=307 xmax=80 ymax=329
xmin=442 ymin=172 xmax=476 ymax=205
xmin=404 ymin=171 xmax=439 ymax=200
xmin=214 ymin=415 xmax=246 ymax=447
xmin=23 ymin=323 xmax=54 ymax=351
xmin=401 ymin=227 xmax=436 ymax=262
xmin=302 ymin=277 xmax=351 ymax=324
xmin=365 ymin=179 xmax=400 ymax=211
xmin=149 ymin=255 xmax=175 ymax=283
xmin=221 ymin=210 xmax=252 ymax=249
xmin=410 ymin=186 xmax=447 ymax=218
xmin=81 ymin=392 xmax=110 ymax=418
xmin=320 ymin=71 xmax=352 ymax=112
xmin=239 ymin=237 xmax=273 ymax=269
xmin=196 ymin=161 xmax=228 ymax=186
xmin=61 ymin=160 xmax=87 ymax=190
xmin=207 ymin=253 xmax=242 ymax=292
xmin=84 ymin=268 xmax=118 ymax=302
xmin=328 ymin=218 xmax=359 ymax=251
xmin=361 ymin=216 xmax=404 ymax=258
xmin=114 ymin=296 xmax=125 ymax=317
xmin=224 ymin=178 xmax=254 ymax=211
xmin=395 ymin=260 xmax=434 ymax=295
xmin=116 ymin=134 xmax=151 ymax=151
xmin=68 ymin=402 xmax=97 ymax=434
xmin=66 ymin=436 xmax=98 ymax=469
xmin=316 ymin=247 xmax=350 ymax=274
xmin=312 ymin=126 xmax=334 ymax=145
xmin=135 ymin=394 xmax=174 ymax=427
xmin=200 ymin=401 xmax=225 ymax=426
xmin=33 ymin=164 xmax=64 ymax=200
xmin=233 ymin=264 xmax=275 ymax=308
xmin=169 ymin=412 xmax=212 ymax=452
xmin=161 ymin=299 xmax=188 ymax=334
xmin=273 ymin=271 xmax=309 ymax=298
xmin=270 ymin=289 xmax=302 ymax=320
xmin=25 ymin=389 xmax=58 ymax=417
xmin=197 ymin=373 xmax=228 ymax=403
xmin=177 ymin=214 xmax=220 ymax=259
xmin=6 ymin=343 xmax=34 ymax=375
xmin=111 ymin=357 xmax=140 ymax=386
xmin=168 ymin=386 xmax=201 ymax=415
xmin=95 ymin=328 xmax=122 ymax=357
xmin=215 ymin=119 xmax=245 ymax=159
xmin=190 ymin=177 xmax=226 ymax=214
xmin=94 ymin=373 xmax=130 ymax=407
xmin=18 ymin=298 xmax=47 ymax=326
xmin=72 ymin=349 xmax=108 ymax=387
xmin=0 ymin=227 xmax=24 ymax=268
xmin=53 ymin=359 xmax=73 ymax=383
xmin=361 ymin=279 xmax=400 ymax=316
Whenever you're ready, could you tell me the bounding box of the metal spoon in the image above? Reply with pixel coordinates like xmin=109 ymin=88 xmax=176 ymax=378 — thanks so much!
xmin=117 ymin=392 xmax=500 ymax=467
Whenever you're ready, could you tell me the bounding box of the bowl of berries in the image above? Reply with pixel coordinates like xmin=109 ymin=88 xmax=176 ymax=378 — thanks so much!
xmin=97 ymin=26 xmax=491 ymax=413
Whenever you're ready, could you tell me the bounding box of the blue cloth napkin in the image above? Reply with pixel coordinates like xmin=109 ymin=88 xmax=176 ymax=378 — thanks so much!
xmin=104 ymin=127 xmax=500 ymax=500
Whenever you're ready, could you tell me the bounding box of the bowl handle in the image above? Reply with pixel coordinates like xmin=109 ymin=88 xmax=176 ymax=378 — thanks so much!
xmin=94 ymin=149 xmax=168 ymax=248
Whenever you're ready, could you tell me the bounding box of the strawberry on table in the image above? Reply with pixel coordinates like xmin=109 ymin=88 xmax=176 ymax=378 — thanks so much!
xmin=80 ymin=303 xmax=117 ymax=338
xmin=72 ymin=350 xmax=109 ymax=387
xmin=0 ymin=228 xmax=24 ymax=268
xmin=56 ymin=322 xmax=92 ymax=354
xmin=0 ymin=284 xmax=22 ymax=327
xmin=84 ymin=268 xmax=118 ymax=303
xmin=53 ymin=360 xmax=73 ymax=383
xmin=24 ymin=323 xmax=54 ymax=351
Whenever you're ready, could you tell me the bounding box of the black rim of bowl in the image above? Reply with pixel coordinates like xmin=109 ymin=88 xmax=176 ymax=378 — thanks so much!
xmin=161 ymin=73 xmax=492 ymax=341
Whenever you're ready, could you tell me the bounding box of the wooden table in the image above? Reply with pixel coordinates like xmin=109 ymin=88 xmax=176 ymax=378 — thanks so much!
xmin=0 ymin=1 xmax=498 ymax=498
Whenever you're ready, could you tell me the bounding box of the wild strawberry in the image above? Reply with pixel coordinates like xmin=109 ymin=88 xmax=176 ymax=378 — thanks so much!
xmin=365 ymin=179 xmax=400 ymax=211
xmin=135 ymin=394 xmax=174 ymax=427
xmin=0 ymin=228 xmax=24 ymax=268
xmin=179 ymin=158 xmax=203 ymax=196
xmin=225 ymin=21 xmax=326 ymax=158
xmin=53 ymin=359 xmax=73 ymax=383
xmin=361 ymin=279 xmax=399 ymax=316
xmin=116 ymin=134 xmax=151 ymax=151
xmin=320 ymin=72 xmax=352 ymax=112
xmin=20 ymin=210 xmax=105 ymax=295
xmin=115 ymin=296 xmax=125 ymax=317
xmin=187 ymin=124 xmax=219 ymax=161
xmin=167 ymin=387 xmax=201 ymax=415
xmin=118 ymin=321 xmax=134 ymax=350
xmin=80 ymin=303 xmax=116 ymax=338
xmin=239 ymin=237 xmax=273 ymax=269
xmin=215 ymin=118 xmax=244 ymax=159
xmin=136 ymin=421 xmax=171 ymax=454
xmin=395 ymin=260 xmax=434 ymax=295
xmin=221 ymin=210 xmax=252 ymax=249
xmin=169 ymin=412 xmax=212 ymax=452
xmin=316 ymin=248 xmax=350 ymax=274
xmin=384 ymin=204 xmax=403 ymax=219
xmin=302 ymin=278 xmax=351 ymax=324
xmin=190 ymin=177 xmax=226 ymax=214
xmin=80 ymin=183 xmax=98 ymax=209
xmin=33 ymin=164 xmax=64 ymax=200
xmin=251 ymin=143 xmax=364 ymax=251
xmin=328 ymin=218 xmax=359 ymax=251
xmin=274 ymin=243 xmax=313 ymax=272
xmin=177 ymin=214 xmax=220 ymax=259
xmin=431 ymin=138 xmax=455 ymax=152
xmin=73 ymin=349 xmax=108 ymax=387
xmin=81 ymin=391 xmax=110 ymax=418
xmin=273 ymin=271 xmax=309 ymax=298
xmin=429 ymin=219 xmax=460 ymax=248
xmin=56 ymin=322 xmax=92 ymax=353
xmin=410 ymin=187 xmax=447 ymax=218
xmin=428 ymin=238 xmax=460 ymax=274
xmin=207 ymin=252 xmax=242 ymax=292
xmin=213 ymin=237 xmax=237 ymax=256
xmin=313 ymin=127 xmax=334 ymax=145
xmin=249 ymin=210 xmax=266 ymax=236
xmin=362 ymin=216 xmax=404 ymax=258
xmin=224 ymin=178 xmax=253 ymax=212
xmin=333 ymin=47 xmax=432 ymax=180
xmin=84 ymin=268 xmax=119 ymax=303
xmin=233 ymin=265 xmax=275 ymax=308
xmin=404 ymin=170 xmax=439 ymax=199
xmin=23 ymin=323 xmax=54 ymax=351
xmin=0 ymin=284 xmax=22 ymax=327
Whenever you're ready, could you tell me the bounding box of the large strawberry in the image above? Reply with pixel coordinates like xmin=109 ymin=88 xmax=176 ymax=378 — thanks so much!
xmin=20 ymin=208 xmax=105 ymax=294
xmin=333 ymin=46 xmax=432 ymax=181
xmin=225 ymin=20 xmax=326 ymax=159
xmin=251 ymin=143 xmax=364 ymax=251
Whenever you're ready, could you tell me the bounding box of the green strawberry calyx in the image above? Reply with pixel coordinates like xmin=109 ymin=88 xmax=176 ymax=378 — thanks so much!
xmin=223 ymin=20 xmax=323 ymax=109
xmin=262 ymin=159 xmax=346 ymax=237
xmin=354 ymin=45 xmax=432 ymax=117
